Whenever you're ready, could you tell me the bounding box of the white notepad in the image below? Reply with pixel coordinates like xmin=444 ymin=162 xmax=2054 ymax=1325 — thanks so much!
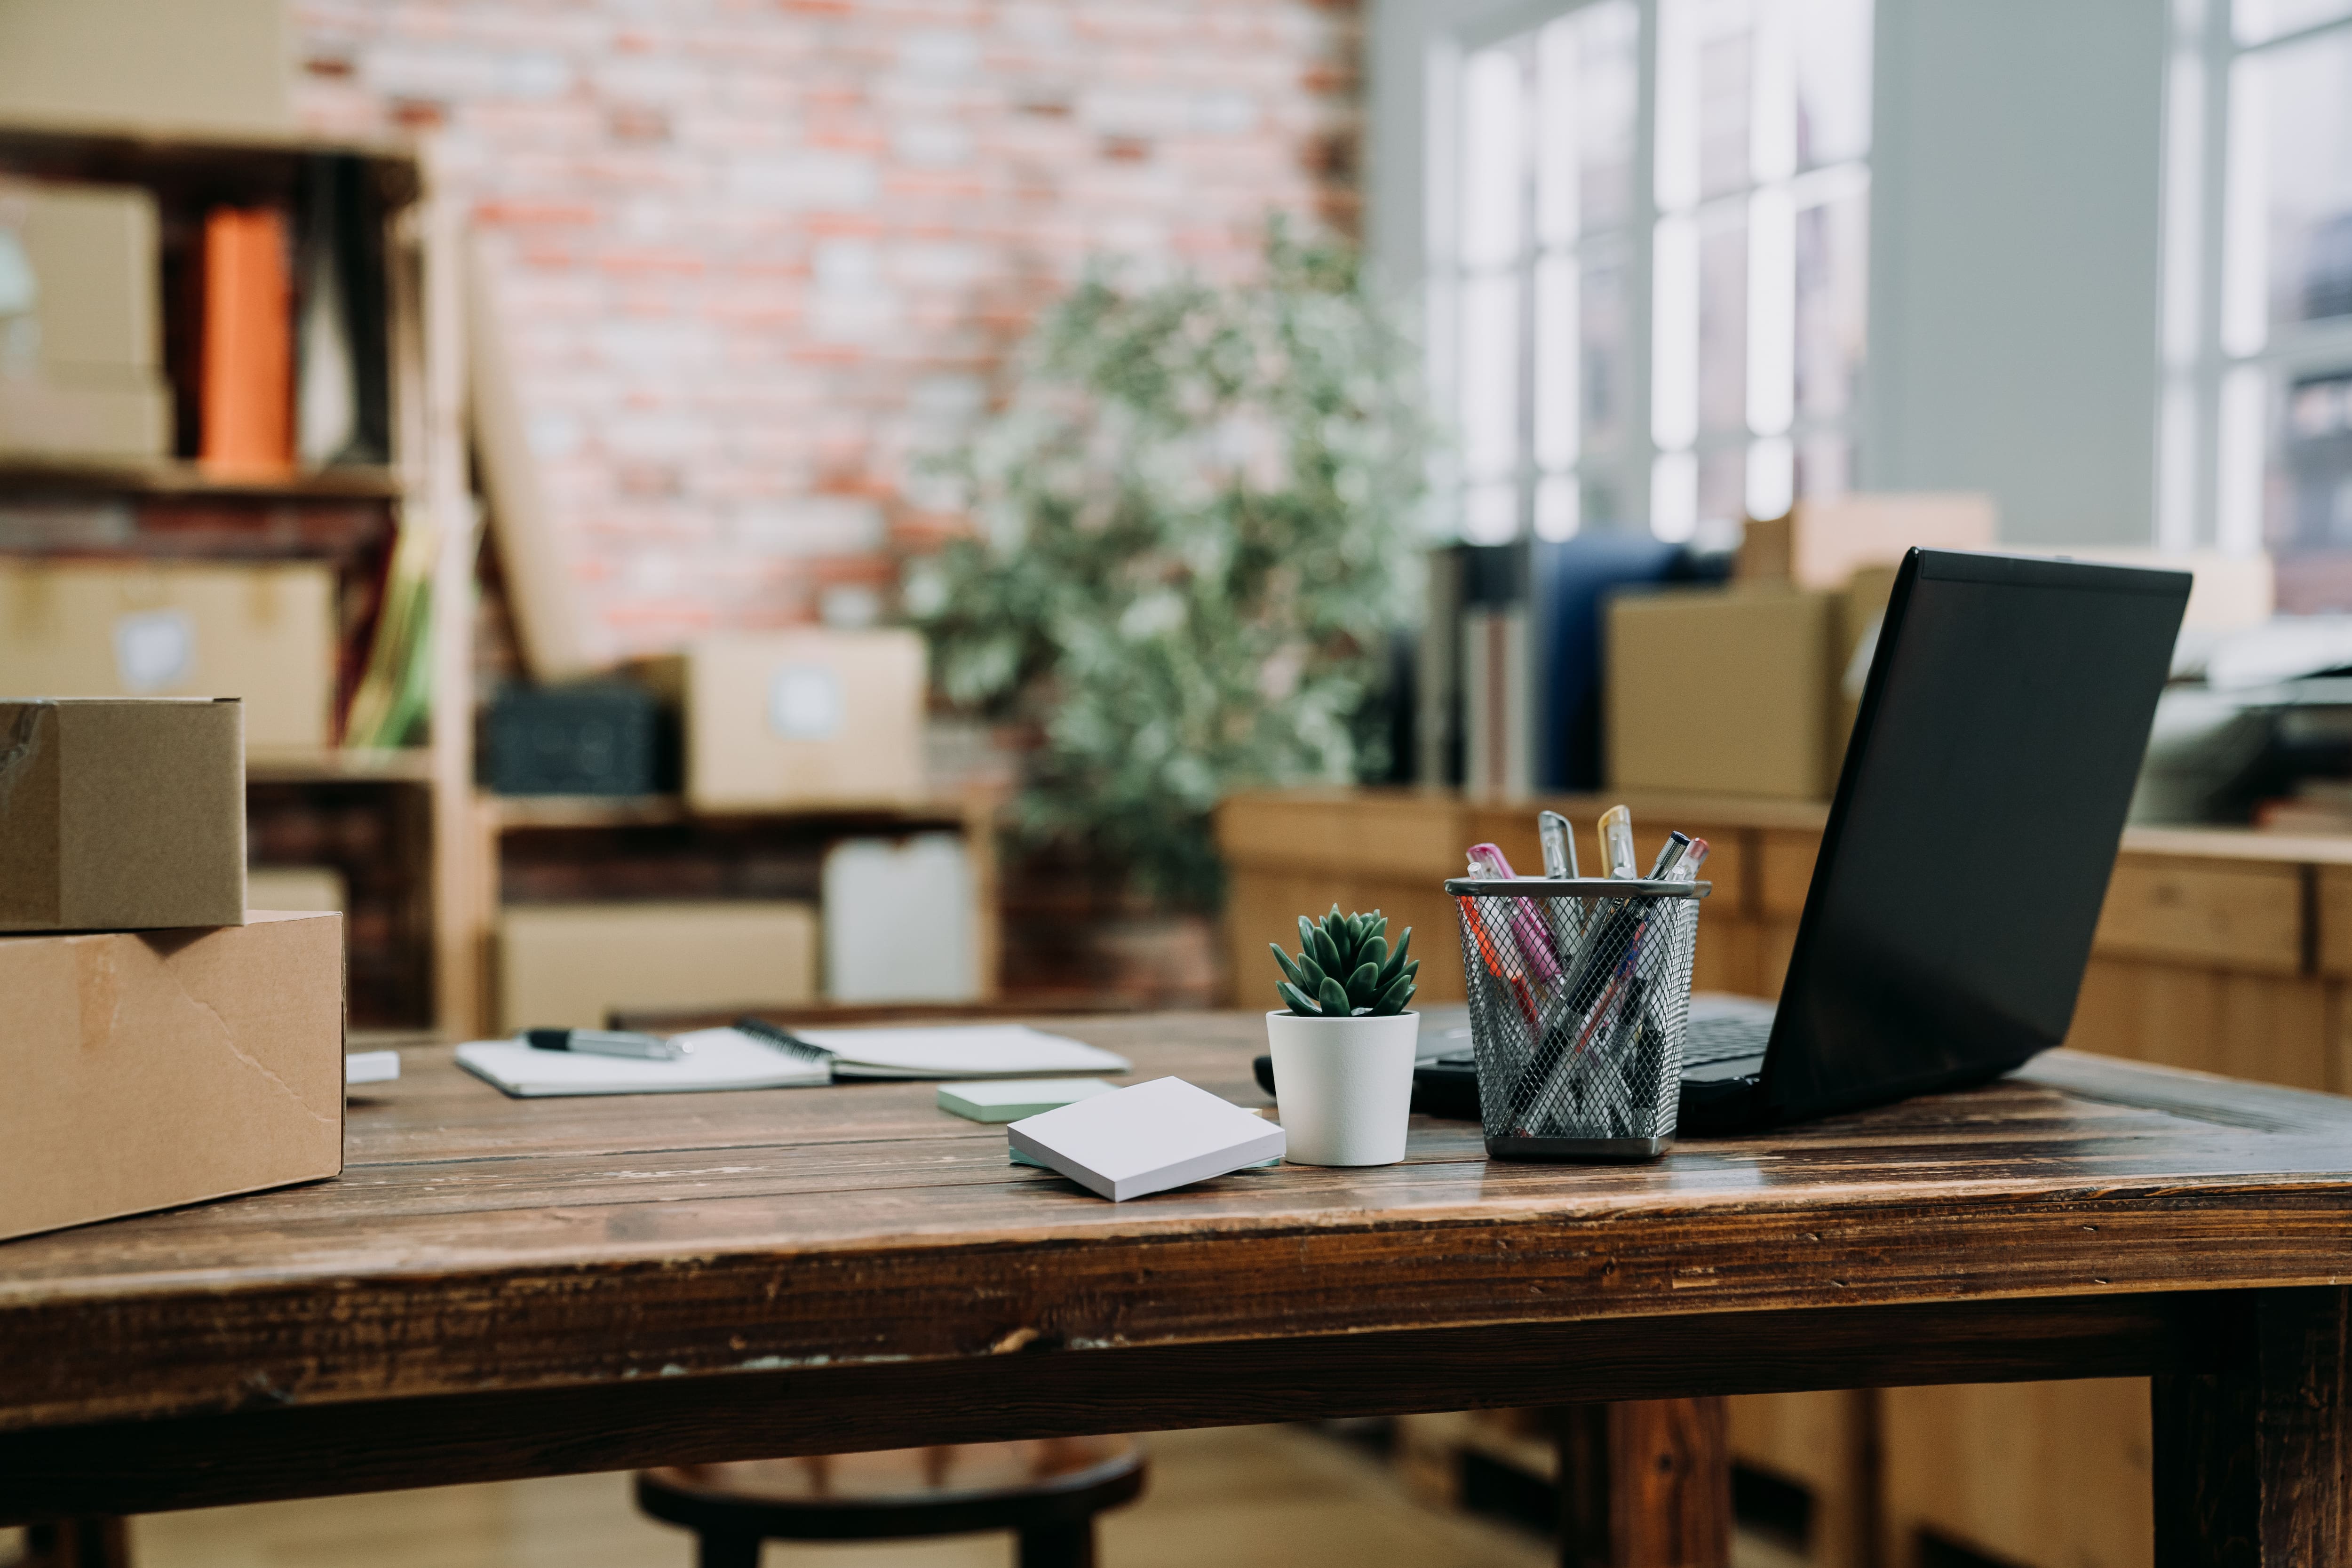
xmin=456 ymin=1027 xmax=829 ymax=1098
xmin=1008 ymin=1077 xmax=1287 ymax=1201
xmin=795 ymin=1025 xmax=1129 ymax=1080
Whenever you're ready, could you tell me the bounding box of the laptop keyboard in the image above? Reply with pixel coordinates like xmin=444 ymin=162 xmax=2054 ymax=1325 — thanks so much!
xmin=1681 ymin=1011 xmax=1772 ymax=1068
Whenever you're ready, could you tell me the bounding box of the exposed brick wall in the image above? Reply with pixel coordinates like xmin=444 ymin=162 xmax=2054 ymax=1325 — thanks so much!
xmin=293 ymin=0 xmax=1363 ymax=655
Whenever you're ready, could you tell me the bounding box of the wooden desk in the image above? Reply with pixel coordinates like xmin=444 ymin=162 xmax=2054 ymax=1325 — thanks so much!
xmin=5 ymin=1015 xmax=2352 ymax=1565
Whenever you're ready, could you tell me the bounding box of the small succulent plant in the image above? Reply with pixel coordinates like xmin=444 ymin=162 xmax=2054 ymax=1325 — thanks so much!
xmin=1272 ymin=906 xmax=1417 ymax=1018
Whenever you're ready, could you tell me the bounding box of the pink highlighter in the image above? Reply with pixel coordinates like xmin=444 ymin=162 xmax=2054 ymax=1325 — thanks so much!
xmin=1464 ymin=843 xmax=1563 ymax=984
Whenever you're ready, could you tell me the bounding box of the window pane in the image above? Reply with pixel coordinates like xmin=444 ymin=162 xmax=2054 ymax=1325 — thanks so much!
xmin=1796 ymin=432 xmax=1852 ymax=499
xmin=1465 ymin=480 xmax=1520 ymax=543
xmin=1747 ymin=434 xmax=1795 ymax=519
xmin=1535 ymin=473 xmax=1582 ymax=539
xmin=1696 ymin=0 xmax=1756 ymax=201
xmin=1652 ymin=216 xmax=1700 ymax=449
xmin=1460 ymin=272 xmax=1521 ymax=481
xmin=2284 ymin=370 xmax=2352 ymax=548
xmin=1462 ymin=48 xmax=1527 ymax=270
xmin=2232 ymin=31 xmax=2352 ymax=335
xmin=1583 ymin=242 xmax=1636 ymax=456
xmin=1539 ymin=0 xmax=1641 ymax=244
xmin=1535 ymin=255 xmax=1580 ymax=471
xmin=1700 ymin=207 xmax=1748 ymax=438
xmin=1795 ymin=0 xmax=1874 ymax=168
xmin=2273 ymin=369 xmax=2352 ymax=612
xmin=2235 ymin=0 xmax=2352 ymax=46
xmin=1653 ymin=450 xmax=1699 ymax=539
xmin=1795 ymin=176 xmax=1870 ymax=422
xmin=1698 ymin=444 xmax=1746 ymax=525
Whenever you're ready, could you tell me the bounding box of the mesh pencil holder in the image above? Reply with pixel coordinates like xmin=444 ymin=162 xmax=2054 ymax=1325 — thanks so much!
xmin=1446 ymin=877 xmax=1708 ymax=1161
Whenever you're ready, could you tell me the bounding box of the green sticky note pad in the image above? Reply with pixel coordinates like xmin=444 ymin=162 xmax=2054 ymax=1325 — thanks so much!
xmin=939 ymin=1078 xmax=1118 ymax=1123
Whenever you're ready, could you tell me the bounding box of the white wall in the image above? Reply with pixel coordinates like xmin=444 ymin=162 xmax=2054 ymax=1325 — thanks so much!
xmin=1861 ymin=0 xmax=2169 ymax=544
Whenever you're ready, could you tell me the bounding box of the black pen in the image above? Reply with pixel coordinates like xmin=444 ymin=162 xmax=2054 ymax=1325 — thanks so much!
xmin=524 ymin=1027 xmax=686 ymax=1061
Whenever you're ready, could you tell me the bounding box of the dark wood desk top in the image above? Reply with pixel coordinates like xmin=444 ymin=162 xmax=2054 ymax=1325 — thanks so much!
xmin=8 ymin=1013 xmax=2352 ymax=1446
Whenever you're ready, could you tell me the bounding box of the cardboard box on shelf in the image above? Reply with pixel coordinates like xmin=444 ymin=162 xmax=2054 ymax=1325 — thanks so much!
xmin=0 ymin=376 xmax=171 ymax=460
xmin=0 ymin=910 xmax=343 ymax=1244
xmin=497 ymin=900 xmax=819 ymax=1033
xmin=0 ymin=697 xmax=245 ymax=931
xmin=634 ymin=629 xmax=927 ymax=812
xmin=1739 ymin=493 xmax=1997 ymax=590
xmin=0 ymin=559 xmax=336 ymax=752
xmin=1606 ymin=585 xmax=1838 ymax=801
xmin=0 ymin=179 xmax=173 ymax=461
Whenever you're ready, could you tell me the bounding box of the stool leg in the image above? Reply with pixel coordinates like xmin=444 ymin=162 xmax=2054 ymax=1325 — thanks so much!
xmin=23 ymin=1518 xmax=133 ymax=1568
xmin=694 ymin=1533 xmax=761 ymax=1568
xmin=1016 ymin=1520 xmax=1095 ymax=1568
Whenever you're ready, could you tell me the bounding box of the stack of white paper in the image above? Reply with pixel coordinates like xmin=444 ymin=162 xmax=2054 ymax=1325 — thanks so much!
xmin=1008 ymin=1077 xmax=1286 ymax=1201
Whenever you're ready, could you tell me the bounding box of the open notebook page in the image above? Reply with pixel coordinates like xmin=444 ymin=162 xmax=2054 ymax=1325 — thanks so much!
xmin=456 ymin=1027 xmax=828 ymax=1098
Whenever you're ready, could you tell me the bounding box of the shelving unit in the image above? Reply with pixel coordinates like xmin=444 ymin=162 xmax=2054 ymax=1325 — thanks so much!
xmin=462 ymin=789 xmax=1004 ymax=1037
xmin=0 ymin=121 xmax=476 ymax=1037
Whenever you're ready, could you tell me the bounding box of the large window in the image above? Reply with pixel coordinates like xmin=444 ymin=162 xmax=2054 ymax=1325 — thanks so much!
xmin=1430 ymin=0 xmax=1874 ymax=543
xmin=2165 ymin=0 xmax=2352 ymax=604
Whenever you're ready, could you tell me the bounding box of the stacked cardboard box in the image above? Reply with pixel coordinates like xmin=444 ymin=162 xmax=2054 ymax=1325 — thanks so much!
xmin=1607 ymin=494 xmax=1996 ymax=799
xmin=0 ymin=698 xmax=344 ymax=1243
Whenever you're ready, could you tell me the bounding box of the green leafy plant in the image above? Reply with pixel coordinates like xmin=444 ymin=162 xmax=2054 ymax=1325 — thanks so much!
xmin=906 ymin=222 xmax=1429 ymax=910
xmin=1271 ymin=905 xmax=1417 ymax=1018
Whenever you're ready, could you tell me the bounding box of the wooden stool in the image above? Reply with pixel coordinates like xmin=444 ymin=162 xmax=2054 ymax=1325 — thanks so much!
xmin=636 ymin=1437 xmax=1146 ymax=1568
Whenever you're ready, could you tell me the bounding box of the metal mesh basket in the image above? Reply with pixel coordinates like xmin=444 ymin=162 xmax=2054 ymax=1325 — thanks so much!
xmin=1446 ymin=877 xmax=1708 ymax=1161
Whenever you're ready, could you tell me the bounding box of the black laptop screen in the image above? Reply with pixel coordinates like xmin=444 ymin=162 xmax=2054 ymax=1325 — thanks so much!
xmin=1762 ymin=549 xmax=2190 ymax=1119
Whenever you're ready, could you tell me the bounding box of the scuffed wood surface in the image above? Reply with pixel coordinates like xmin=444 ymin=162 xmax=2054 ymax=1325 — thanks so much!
xmin=5 ymin=1015 xmax=2352 ymax=1442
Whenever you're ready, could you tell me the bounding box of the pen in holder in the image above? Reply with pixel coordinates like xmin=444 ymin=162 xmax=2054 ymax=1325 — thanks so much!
xmin=1447 ymin=875 xmax=1707 ymax=1160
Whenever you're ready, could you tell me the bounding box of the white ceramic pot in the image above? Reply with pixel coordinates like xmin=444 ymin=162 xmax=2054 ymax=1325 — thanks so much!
xmin=1264 ymin=1010 xmax=1420 ymax=1166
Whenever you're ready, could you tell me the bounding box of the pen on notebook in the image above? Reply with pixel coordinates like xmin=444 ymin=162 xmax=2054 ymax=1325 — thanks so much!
xmin=524 ymin=1028 xmax=686 ymax=1061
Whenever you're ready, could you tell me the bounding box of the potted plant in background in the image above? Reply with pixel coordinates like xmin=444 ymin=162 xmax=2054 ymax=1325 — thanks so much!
xmin=1265 ymin=906 xmax=1419 ymax=1166
xmin=906 ymin=223 xmax=1427 ymax=1003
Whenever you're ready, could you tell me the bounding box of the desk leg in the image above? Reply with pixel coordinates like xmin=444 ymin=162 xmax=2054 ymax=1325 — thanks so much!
xmin=21 ymin=1518 xmax=131 ymax=1568
xmin=1556 ymin=1398 xmax=1732 ymax=1568
xmin=2153 ymin=1286 xmax=2352 ymax=1566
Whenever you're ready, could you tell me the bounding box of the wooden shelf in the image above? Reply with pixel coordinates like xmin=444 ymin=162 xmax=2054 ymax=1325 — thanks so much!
xmin=0 ymin=457 xmax=405 ymax=501
xmin=485 ymin=794 xmax=986 ymax=831
xmin=248 ymin=748 xmax=437 ymax=785
xmin=0 ymin=119 xmax=421 ymax=206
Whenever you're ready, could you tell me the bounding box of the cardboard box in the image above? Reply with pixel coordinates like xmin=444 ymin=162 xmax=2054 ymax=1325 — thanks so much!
xmin=0 ymin=698 xmax=246 ymax=931
xmin=0 ymin=376 xmax=171 ymax=460
xmin=10 ymin=181 xmax=162 ymax=374
xmin=636 ymin=629 xmax=926 ymax=811
xmin=0 ymin=559 xmax=336 ymax=753
xmin=1606 ymin=586 xmax=1837 ymax=800
xmin=0 ymin=910 xmax=343 ymax=1243
xmin=498 ymin=900 xmax=819 ymax=1032
xmin=1739 ymin=493 xmax=1996 ymax=589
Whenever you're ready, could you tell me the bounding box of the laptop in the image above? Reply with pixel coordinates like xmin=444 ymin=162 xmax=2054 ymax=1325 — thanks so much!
xmin=1255 ymin=549 xmax=2188 ymax=1132
xmin=1675 ymin=547 xmax=2189 ymax=1132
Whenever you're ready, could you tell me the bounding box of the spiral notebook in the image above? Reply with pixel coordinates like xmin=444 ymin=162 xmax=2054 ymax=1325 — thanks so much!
xmin=457 ymin=1022 xmax=1129 ymax=1098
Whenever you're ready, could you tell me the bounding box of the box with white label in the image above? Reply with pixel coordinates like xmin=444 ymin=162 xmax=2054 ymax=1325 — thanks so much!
xmin=633 ymin=629 xmax=926 ymax=811
xmin=0 ymin=559 xmax=335 ymax=754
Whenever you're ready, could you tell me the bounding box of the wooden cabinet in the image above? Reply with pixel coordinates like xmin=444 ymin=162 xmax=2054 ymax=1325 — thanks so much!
xmin=1216 ymin=789 xmax=2352 ymax=1568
